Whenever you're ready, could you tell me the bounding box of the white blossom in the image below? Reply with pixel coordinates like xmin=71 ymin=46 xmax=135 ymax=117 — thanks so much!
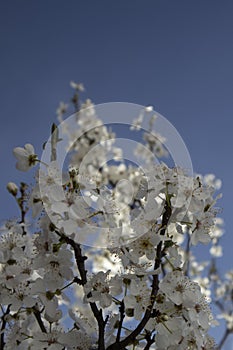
xmin=13 ymin=143 xmax=37 ymax=171
xmin=1 ymin=81 xmax=228 ymax=350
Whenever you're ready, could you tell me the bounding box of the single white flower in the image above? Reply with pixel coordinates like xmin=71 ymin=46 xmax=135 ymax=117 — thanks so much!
xmin=70 ymin=81 xmax=85 ymax=91
xmin=159 ymin=270 xmax=202 ymax=308
xmin=84 ymin=271 xmax=112 ymax=308
xmin=210 ymin=244 xmax=223 ymax=257
xmin=124 ymin=278 xmax=151 ymax=320
xmin=1 ymin=281 xmax=35 ymax=311
xmin=13 ymin=143 xmax=37 ymax=171
xmin=190 ymin=211 xmax=214 ymax=245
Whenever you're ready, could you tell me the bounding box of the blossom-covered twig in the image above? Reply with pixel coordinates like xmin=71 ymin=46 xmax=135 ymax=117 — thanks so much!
xmin=55 ymin=228 xmax=108 ymax=349
xmin=107 ymin=201 xmax=172 ymax=349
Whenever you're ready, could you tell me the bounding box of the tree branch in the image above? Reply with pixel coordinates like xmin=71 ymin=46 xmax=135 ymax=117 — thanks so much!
xmin=144 ymin=332 xmax=155 ymax=350
xmin=55 ymin=229 xmax=107 ymax=349
xmin=184 ymin=233 xmax=191 ymax=276
xmin=0 ymin=305 xmax=11 ymax=350
xmin=116 ymin=300 xmax=125 ymax=343
xmin=32 ymin=305 xmax=47 ymax=333
xmin=217 ymin=328 xmax=231 ymax=350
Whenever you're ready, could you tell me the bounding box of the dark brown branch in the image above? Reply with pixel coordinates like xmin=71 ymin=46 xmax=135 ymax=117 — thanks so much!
xmin=71 ymin=93 xmax=80 ymax=113
xmin=55 ymin=229 xmax=107 ymax=349
xmin=19 ymin=182 xmax=28 ymax=235
xmin=50 ymin=123 xmax=59 ymax=162
xmin=0 ymin=305 xmax=11 ymax=350
xmin=184 ymin=233 xmax=191 ymax=276
xmin=63 ymin=234 xmax=88 ymax=284
xmin=144 ymin=332 xmax=155 ymax=350
xmin=32 ymin=306 xmax=47 ymax=333
xmin=217 ymin=328 xmax=231 ymax=350
xmin=89 ymin=307 xmax=107 ymax=350
xmin=116 ymin=301 xmax=125 ymax=343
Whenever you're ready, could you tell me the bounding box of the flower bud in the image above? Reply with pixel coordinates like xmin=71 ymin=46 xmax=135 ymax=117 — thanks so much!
xmin=7 ymin=182 xmax=18 ymax=196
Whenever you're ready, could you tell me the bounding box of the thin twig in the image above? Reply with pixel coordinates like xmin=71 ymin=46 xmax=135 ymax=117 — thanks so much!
xmin=0 ymin=305 xmax=11 ymax=350
xmin=144 ymin=332 xmax=155 ymax=350
xmin=116 ymin=300 xmax=125 ymax=343
xmin=32 ymin=306 xmax=47 ymax=333
xmin=184 ymin=233 xmax=191 ymax=276
xmin=55 ymin=229 xmax=107 ymax=349
xmin=19 ymin=182 xmax=28 ymax=235
xmin=217 ymin=328 xmax=231 ymax=349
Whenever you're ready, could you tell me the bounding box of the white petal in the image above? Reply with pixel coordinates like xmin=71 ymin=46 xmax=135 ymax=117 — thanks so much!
xmin=24 ymin=143 xmax=35 ymax=154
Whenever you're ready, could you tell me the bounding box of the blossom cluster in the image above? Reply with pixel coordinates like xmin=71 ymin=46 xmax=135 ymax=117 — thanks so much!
xmin=0 ymin=82 xmax=231 ymax=349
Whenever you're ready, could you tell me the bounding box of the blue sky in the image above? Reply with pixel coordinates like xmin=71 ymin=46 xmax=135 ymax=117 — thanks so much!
xmin=0 ymin=0 xmax=233 ymax=347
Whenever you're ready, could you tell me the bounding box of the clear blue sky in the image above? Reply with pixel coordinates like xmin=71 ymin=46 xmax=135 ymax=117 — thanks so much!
xmin=0 ymin=1 xmax=233 ymax=347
